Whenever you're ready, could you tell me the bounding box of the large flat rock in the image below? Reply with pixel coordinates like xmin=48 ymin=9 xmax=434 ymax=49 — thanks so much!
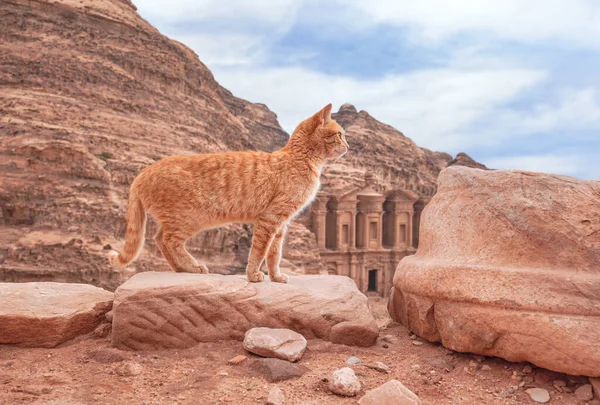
xmin=0 ymin=282 xmax=114 ymax=347
xmin=389 ymin=166 xmax=600 ymax=377
xmin=112 ymin=273 xmax=379 ymax=350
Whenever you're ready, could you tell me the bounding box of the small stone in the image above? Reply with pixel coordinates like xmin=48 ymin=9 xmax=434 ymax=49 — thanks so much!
xmin=382 ymin=335 xmax=398 ymax=345
xmin=411 ymin=364 xmax=421 ymax=371
xmin=266 ymin=386 xmax=285 ymax=405
xmin=218 ymin=371 xmax=229 ymax=377
xmin=590 ymin=378 xmax=600 ymax=399
xmin=409 ymin=333 xmax=417 ymax=340
xmin=115 ymin=362 xmax=142 ymax=377
xmin=243 ymin=328 xmax=307 ymax=362
xmin=328 ymin=367 xmax=361 ymax=397
xmin=473 ymin=355 xmax=485 ymax=362
xmin=365 ymin=361 xmax=391 ymax=374
xmin=525 ymin=388 xmax=550 ymax=403
xmin=105 ymin=310 xmax=113 ymax=323
xmin=227 ymin=355 xmax=247 ymax=365
xmin=423 ymin=356 xmax=454 ymax=372
xmin=358 ymin=380 xmax=422 ymax=405
xmin=523 ymin=365 xmax=533 ymax=374
xmin=574 ymin=384 xmax=594 ymax=402
xmin=411 ymin=341 xmax=423 ymax=346
xmin=382 ymin=343 xmax=389 ymax=349
xmin=251 ymin=359 xmax=309 ymax=382
xmin=347 ymin=356 xmax=362 ymax=365
xmin=481 ymin=365 xmax=492 ymax=371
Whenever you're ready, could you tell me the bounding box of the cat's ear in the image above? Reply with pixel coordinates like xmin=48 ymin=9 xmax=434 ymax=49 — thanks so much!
xmin=318 ymin=104 xmax=333 ymax=126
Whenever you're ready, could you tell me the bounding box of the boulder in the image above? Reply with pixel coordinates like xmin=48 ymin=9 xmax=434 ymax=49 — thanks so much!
xmin=243 ymin=327 xmax=307 ymax=362
xmin=359 ymin=380 xmax=421 ymax=405
xmin=388 ymin=167 xmax=600 ymax=376
xmin=0 ymin=282 xmax=113 ymax=347
xmin=112 ymin=273 xmax=378 ymax=350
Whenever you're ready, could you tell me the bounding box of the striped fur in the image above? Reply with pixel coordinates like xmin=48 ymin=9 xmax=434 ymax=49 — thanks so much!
xmin=109 ymin=104 xmax=348 ymax=283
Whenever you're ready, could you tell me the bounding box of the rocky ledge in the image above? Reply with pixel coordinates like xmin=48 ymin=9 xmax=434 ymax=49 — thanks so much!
xmin=112 ymin=273 xmax=379 ymax=350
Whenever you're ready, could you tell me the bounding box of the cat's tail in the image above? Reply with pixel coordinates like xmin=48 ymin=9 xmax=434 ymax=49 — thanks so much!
xmin=109 ymin=191 xmax=146 ymax=268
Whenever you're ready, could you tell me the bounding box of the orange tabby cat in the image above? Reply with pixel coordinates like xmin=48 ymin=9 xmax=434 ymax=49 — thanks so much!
xmin=109 ymin=104 xmax=348 ymax=283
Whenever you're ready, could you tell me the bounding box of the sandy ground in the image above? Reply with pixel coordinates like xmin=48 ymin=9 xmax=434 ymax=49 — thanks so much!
xmin=0 ymin=297 xmax=595 ymax=405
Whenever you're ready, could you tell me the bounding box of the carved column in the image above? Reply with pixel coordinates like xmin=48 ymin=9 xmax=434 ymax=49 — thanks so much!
xmin=349 ymin=210 xmax=356 ymax=249
xmin=313 ymin=196 xmax=329 ymax=250
xmin=407 ymin=210 xmax=414 ymax=248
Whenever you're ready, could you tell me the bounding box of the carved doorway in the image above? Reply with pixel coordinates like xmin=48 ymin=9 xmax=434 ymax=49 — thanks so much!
xmin=367 ymin=269 xmax=378 ymax=292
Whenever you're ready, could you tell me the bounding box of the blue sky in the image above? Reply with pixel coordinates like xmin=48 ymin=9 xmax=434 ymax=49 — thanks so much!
xmin=135 ymin=0 xmax=600 ymax=179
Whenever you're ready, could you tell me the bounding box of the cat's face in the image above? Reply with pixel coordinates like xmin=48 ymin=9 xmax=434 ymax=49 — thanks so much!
xmin=294 ymin=104 xmax=349 ymax=159
xmin=321 ymin=121 xmax=349 ymax=159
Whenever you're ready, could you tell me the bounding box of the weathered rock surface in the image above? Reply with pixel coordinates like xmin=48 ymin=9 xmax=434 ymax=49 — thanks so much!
xmin=328 ymin=367 xmax=361 ymax=397
xmin=389 ymin=166 xmax=600 ymax=376
xmin=358 ymin=380 xmax=422 ymax=405
xmin=0 ymin=282 xmax=113 ymax=347
xmin=243 ymin=328 xmax=307 ymax=362
xmin=112 ymin=273 xmax=379 ymax=350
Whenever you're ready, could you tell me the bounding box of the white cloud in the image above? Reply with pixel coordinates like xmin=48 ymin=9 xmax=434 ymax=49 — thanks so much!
xmin=212 ymin=64 xmax=545 ymax=151
xmin=341 ymin=0 xmax=600 ymax=48
xmin=172 ymin=34 xmax=266 ymax=67
xmin=137 ymin=0 xmax=600 ymax=49
xmin=506 ymin=88 xmax=600 ymax=135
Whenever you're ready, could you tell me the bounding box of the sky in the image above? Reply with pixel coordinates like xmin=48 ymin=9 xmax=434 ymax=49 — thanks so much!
xmin=134 ymin=0 xmax=600 ymax=179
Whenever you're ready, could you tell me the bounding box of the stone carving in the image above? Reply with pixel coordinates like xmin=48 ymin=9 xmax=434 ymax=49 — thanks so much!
xmin=307 ymin=173 xmax=430 ymax=297
xmin=389 ymin=166 xmax=600 ymax=377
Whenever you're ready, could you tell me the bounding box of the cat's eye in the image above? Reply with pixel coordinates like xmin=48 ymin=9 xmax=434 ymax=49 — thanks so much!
xmin=337 ymin=132 xmax=343 ymax=139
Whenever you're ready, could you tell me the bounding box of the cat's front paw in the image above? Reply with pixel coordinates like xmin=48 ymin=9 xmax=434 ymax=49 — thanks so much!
xmin=270 ymin=274 xmax=289 ymax=283
xmin=247 ymin=271 xmax=264 ymax=283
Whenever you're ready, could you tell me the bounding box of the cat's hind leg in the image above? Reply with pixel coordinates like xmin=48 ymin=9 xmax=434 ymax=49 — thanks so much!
xmin=154 ymin=225 xmax=209 ymax=274
xmin=246 ymin=218 xmax=282 ymax=282
xmin=266 ymin=224 xmax=289 ymax=283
